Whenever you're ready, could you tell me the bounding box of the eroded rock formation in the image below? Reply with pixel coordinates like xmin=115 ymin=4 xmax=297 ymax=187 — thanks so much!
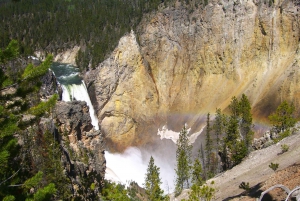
xmin=54 ymin=101 xmax=105 ymax=198
xmin=85 ymin=0 xmax=300 ymax=151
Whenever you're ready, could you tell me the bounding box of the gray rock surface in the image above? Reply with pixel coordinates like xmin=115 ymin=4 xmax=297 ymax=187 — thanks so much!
xmin=54 ymin=101 xmax=105 ymax=197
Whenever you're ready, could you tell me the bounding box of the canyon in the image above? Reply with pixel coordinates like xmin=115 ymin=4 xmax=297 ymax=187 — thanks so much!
xmin=82 ymin=0 xmax=300 ymax=151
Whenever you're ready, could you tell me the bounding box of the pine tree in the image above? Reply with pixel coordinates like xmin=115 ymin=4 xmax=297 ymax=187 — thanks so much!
xmin=221 ymin=97 xmax=241 ymax=170
xmin=191 ymin=155 xmax=203 ymax=186
xmin=175 ymin=125 xmax=192 ymax=196
xmin=199 ymin=143 xmax=206 ymax=179
xmin=0 ymin=40 xmax=59 ymax=200
xmin=144 ymin=156 xmax=166 ymax=201
xmin=205 ymin=113 xmax=212 ymax=177
xmin=268 ymin=100 xmax=297 ymax=134
xmin=213 ymin=108 xmax=227 ymax=149
xmin=213 ymin=108 xmax=227 ymax=173
xmin=239 ymin=94 xmax=253 ymax=152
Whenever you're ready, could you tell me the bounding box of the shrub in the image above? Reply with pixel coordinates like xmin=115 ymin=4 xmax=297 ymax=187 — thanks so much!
xmin=239 ymin=182 xmax=250 ymax=191
xmin=281 ymin=144 xmax=289 ymax=153
xmin=184 ymin=181 xmax=215 ymax=201
xmin=269 ymin=162 xmax=279 ymax=172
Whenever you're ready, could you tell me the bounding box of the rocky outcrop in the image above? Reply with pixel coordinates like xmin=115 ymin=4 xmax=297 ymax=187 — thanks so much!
xmin=40 ymin=70 xmax=62 ymax=100
xmin=53 ymin=46 xmax=80 ymax=66
xmin=54 ymin=101 xmax=105 ymax=198
xmin=35 ymin=46 xmax=80 ymax=66
xmin=86 ymin=0 xmax=300 ymax=151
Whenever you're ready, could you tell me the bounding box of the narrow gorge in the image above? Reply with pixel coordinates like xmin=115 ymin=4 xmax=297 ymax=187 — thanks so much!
xmin=42 ymin=0 xmax=300 ymax=198
xmin=84 ymin=0 xmax=300 ymax=151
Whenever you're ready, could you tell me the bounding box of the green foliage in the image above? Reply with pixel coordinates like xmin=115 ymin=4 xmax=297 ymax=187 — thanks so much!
xmin=268 ymin=101 xmax=297 ymax=134
xmin=213 ymin=108 xmax=227 ymax=149
xmin=231 ymin=140 xmax=247 ymax=166
xmin=0 ymin=0 xmax=168 ymax=71
xmin=281 ymin=144 xmax=289 ymax=153
xmin=0 ymin=40 xmax=68 ymax=200
xmin=3 ymin=195 xmax=15 ymax=201
xmin=175 ymin=125 xmax=192 ymax=196
xmin=29 ymin=183 xmax=57 ymax=201
xmin=144 ymin=156 xmax=166 ymax=201
xmin=0 ymin=40 xmax=19 ymax=64
xmin=23 ymin=171 xmax=43 ymax=191
xmin=191 ymin=158 xmax=203 ymax=186
xmin=239 ymin=182 xmax=250 ymax=191
xmin=269 ymin=162 xmax=279 ymax=172
xmin=27 ymin=94 xmax=58 ymax=117
xmin=205 ymin=113 xmax=212 ymax=174
xmin=101 ymin=180 xmax=130 ymax=201
xmin=184 ymin=182 xmax=215 ymax=201
xmin=22 ymin=55 xmax=53 ymax=81
xmin=220 ymin=94 xmax=253 ymax=171
xmin=239 ymin=94 xmax=253 ymax=152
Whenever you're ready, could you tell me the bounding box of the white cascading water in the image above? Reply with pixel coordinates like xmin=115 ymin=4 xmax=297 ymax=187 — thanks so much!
xmin=51 ymin=63 xmax=204 ymax=194
xmin=61 ymin=81 xmax=99 ymax=130
xmin=105 ymin=125 xmax=205 ymax=193
xmin=51 ymin=63 xmax=99 ymax=130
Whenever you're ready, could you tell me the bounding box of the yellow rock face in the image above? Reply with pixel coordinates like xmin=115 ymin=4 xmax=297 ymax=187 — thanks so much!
xmin=87 ymin=1 xmax=300 ymax=151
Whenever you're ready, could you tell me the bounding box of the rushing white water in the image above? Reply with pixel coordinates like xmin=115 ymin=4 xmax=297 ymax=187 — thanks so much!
xmin=51 ymin=63 xmax=204 ymax=194
xmin=105 ymin=125 xmax=205 ymax=193
xmin=61 ymin=81 xmax=99 ymax=130
xmin=51 ymin=63 xmax=99 ymax=130
xmin=105 ymin=146 xmax=176 ymax=193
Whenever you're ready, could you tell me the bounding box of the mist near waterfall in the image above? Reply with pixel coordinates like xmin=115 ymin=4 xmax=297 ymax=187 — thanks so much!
xmin=105 ymin=138 xmax=177 ymax=193
xmin=105 ymin=125 xmax=206 ymax=193
xmin=51 ymin=63 xmax=206 ymax=194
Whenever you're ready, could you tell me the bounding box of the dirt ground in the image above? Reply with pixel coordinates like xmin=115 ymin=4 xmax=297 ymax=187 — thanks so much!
xmin=170 ymin=131 xmax=300 ymax=201
xmin=211 ymin=132 xmax=300 ymax=201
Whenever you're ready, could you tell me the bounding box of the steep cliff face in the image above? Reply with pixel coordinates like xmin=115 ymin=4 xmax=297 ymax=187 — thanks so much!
xmin=86 ymin=0 xmax=300 ymax=151
xmin=54 ymin=101 xmax=105 ymax=197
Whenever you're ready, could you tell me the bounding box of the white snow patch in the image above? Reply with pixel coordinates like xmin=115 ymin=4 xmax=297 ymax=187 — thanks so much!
xmin=157 ymin=125 xmax=205 ymax=144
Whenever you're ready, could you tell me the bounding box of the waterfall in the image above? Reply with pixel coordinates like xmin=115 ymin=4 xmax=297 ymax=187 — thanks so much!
xmin=61 ymin=81 xmax=99 ymax=130
xmin=51 ymin=63 xmax=99 ymax=130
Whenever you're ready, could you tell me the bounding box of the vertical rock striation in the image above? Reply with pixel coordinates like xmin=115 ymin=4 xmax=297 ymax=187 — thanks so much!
xmin=86 ymin=0 xmax=300 ymax=151
xmin=54 ymin=101 xmax=105 ymax=197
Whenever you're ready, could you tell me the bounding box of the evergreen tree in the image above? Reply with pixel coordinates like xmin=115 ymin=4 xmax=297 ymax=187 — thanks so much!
xmin=0 ymin=40 xmax=59 ymax=200
xmin=213 ymin=108 xmax=227 ymax=149
xmin=213 ymin=108 xmax=227 ymax=173
xmin=144 ymin=156 xmax=166 ymax=201
xmin=239 ymin=94 xmax=253 ymax=152
xmin=175 ymin=125 xmax=192 ymax=196
xmin=222 ymin=96 xmax=241 ymax=170
xmin=268 ymin=100 xmax=297 ymax=134
xmin=205 ymin=113 xmax=212 ymax=177
xmin=199 ymin=143 xmax=206 ymax=179
xmin=191 ymin=155 xmax=203 ymax=186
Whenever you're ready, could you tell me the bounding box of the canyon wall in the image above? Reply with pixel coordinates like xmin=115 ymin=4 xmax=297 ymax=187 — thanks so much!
xmin=85 ymin=0 xmax=300 ymax=151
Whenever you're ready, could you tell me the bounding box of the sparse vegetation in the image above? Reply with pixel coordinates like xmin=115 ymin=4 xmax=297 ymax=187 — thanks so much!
xmin=281 ymin=144 xmax=289 ymax=153
xmin=239 ymin=182 xmax=250 ymax=191
xmin=183 ymin=181 xmax=215 ymax=201
xmin=269 ymin=162 xmax=279 ymax=172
